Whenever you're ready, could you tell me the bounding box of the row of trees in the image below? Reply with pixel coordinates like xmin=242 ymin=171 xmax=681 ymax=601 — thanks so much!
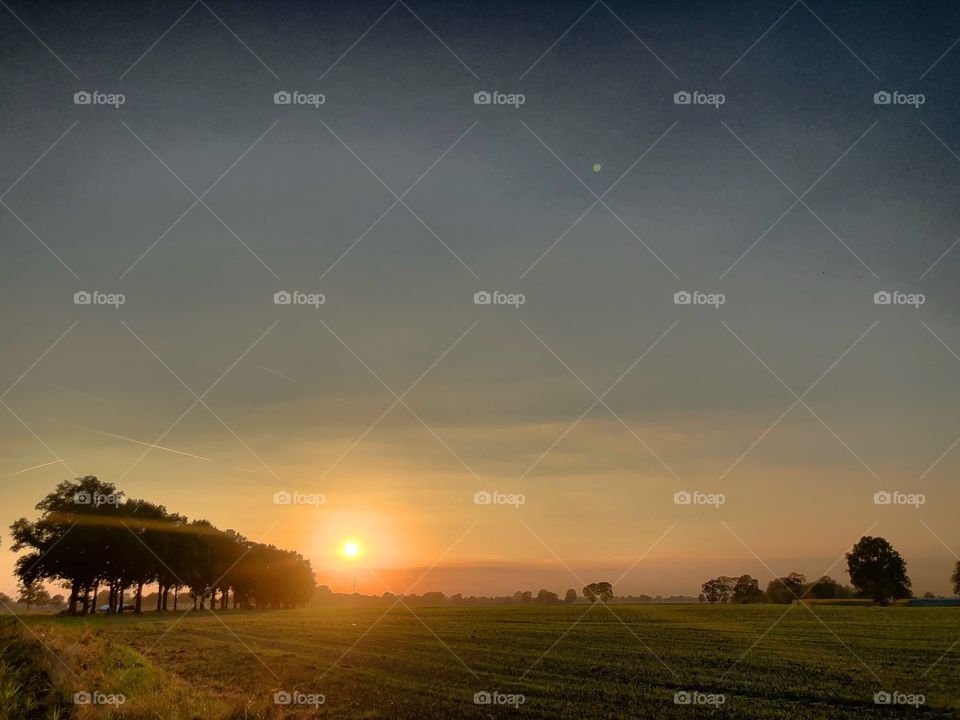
xmin=9 ymin=476 xmax=315 ymax=614
xmin=699 ymin=536 xmax=914 ymax=605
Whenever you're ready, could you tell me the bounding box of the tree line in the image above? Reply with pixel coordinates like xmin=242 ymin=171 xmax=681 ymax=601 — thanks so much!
xmin=8 ymin=476 xmax=315 ymax=615
xmin=699 ymin=536 xmax=923 ymax=605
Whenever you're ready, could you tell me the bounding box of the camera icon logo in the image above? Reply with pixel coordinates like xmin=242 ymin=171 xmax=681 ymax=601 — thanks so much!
xmin=74 ymin=291 xmax=92 ymax=305
xmin=674 ymin=691 xmax=691 ymax=704
xmin=274 ymin=291 xmax=292 ymax=305
xmin=473 ymin=91 xmax=492 ymax=105
xmin=873 ymin=91 xmax=892 ymax=105
xmin=273 ymin=491 xmax=292 ymax=505
xmin=73 ymin=91 xmax=92 ymax=105
xmin=274 ymin=91 xmax=291 ymax=105
xmin=474 ymin=291 xmax=492 ymax=305
xmin=673 ymin=91 xmax=691 ymax=105
xmin=874 ymin=691 xmax=892 ymax=705
xmin=873 ymin=491 xmax=892 ymax=505
xmin=473 ymin=691 xmax=492 ymax=705
xmin=73 ymin=491 xmax=92 ymax=505
xmin=873 ymin=291 xmax=891 ymax=305
xmin=673 ymin=290 xmax=691 ymax=305
xmin=673 ymin=490 xmax=692 ymax=505
xmin=474 ymin=491 xmax=492 ymax=505
xmin=73 ymin=691 xmax=92 ymax=704
xmin=273 ymin=690 xmax=292 ymax=705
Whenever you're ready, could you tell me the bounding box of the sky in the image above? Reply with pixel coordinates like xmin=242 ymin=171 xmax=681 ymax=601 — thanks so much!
xmin=1 ymin=0 xmax=960 ymax=597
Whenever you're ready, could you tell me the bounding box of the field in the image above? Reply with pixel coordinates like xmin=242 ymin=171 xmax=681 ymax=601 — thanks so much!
xmin=2 ymin=604 xmax=958 ymax=719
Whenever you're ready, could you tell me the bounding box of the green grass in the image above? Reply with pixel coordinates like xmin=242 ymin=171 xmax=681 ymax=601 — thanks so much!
xmin=4 ymin=604 xmax=959 ymax=718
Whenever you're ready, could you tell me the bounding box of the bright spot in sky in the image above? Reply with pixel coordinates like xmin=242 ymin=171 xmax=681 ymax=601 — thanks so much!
xmin=342 ymin=540 xmax=360 ymax=558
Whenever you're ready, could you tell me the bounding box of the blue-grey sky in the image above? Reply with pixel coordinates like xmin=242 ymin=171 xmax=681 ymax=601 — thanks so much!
xmin=2 ymin=0 xmax=960 ymax=596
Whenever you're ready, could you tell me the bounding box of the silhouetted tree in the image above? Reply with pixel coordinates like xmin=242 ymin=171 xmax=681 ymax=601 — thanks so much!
xmin=563 ymin=588 xmax=577 ymax=604
xmin=582 ymin=582 xmax=613 ymax=603
xmin=952 ymin=561 xmax=960 ymax=597
xmin=846 ymin=536 xmax=911 ymax=603
xmin=731 ymin=575 xmax=763 ymax=603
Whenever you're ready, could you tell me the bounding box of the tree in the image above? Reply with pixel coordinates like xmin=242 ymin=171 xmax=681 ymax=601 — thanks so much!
xmin=582 ymin=582 xmax=613 ymax=603
xmin=765 ymin=573 xmax=806 ymax=603
xmin=952 ymin=561 xmax=960 ymax=597
xmin=846 ymin=536 xmax=911 ymax=603
xmin=700 ymin=577 xmax=734 ymax=604
xmin=731 ymin=575 xmax=763 ymax=603
xmin=16 ymin=580 xmax=50 ymax=609
xmin=809 ymin=575 xmax=842 ymax=599
xmin=536 ymin=589 xmax=559 ymax=605
xmin=563 ymin=588 xmax=577 ymax=604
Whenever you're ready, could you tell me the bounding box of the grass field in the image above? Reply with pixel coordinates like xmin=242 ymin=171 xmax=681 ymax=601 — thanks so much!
xmin=2 ymin=604 xmax=958 ymax=718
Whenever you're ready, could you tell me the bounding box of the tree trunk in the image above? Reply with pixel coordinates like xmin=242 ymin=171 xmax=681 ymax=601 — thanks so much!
xmin=156 ymin=584 xmax=163 ymax=612
xmin=68 ymin=579 xmax=80 ymax=614
xmin=173 ymin=588 xmax=178 ymax=611
xmin=90 ymin=580 xmax=99 ymax=615
xmin=135 ymin=582 xmax=143 ymax=614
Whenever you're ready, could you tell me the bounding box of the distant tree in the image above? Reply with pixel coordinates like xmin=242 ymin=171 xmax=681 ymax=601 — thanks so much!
xmin=49 ymin=594 xmax=66 ymax=609
xmin=564 ymin=588 xmax=577 ymax=604
xmin=582 ymin=582 xmax=613 ymax=603
xmin=923 ymin=591 xmax=936 ymax=599
xmin=846 ymin=536 xmax=912 ymax=603
xmin=521 ymin=591 xmax=533 ymax=604
xmin=731 ymin=575 xmax=763 ymax=603
xmin=809 ymin=575 xmax=842 ymax=599
xmin=16 ymin=580 xmax=50 ymax=610
xmin=952 ymin=561 xmax=960 ymax=597
xmin=701 ymin=577 xmax=734 ymax=604
xmin=536 ymin=589 xmax=559 ymax=605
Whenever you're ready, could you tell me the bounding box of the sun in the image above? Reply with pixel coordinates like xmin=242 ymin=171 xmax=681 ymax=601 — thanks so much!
xmin=341 ymin=540 xmax=360 ymax=559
